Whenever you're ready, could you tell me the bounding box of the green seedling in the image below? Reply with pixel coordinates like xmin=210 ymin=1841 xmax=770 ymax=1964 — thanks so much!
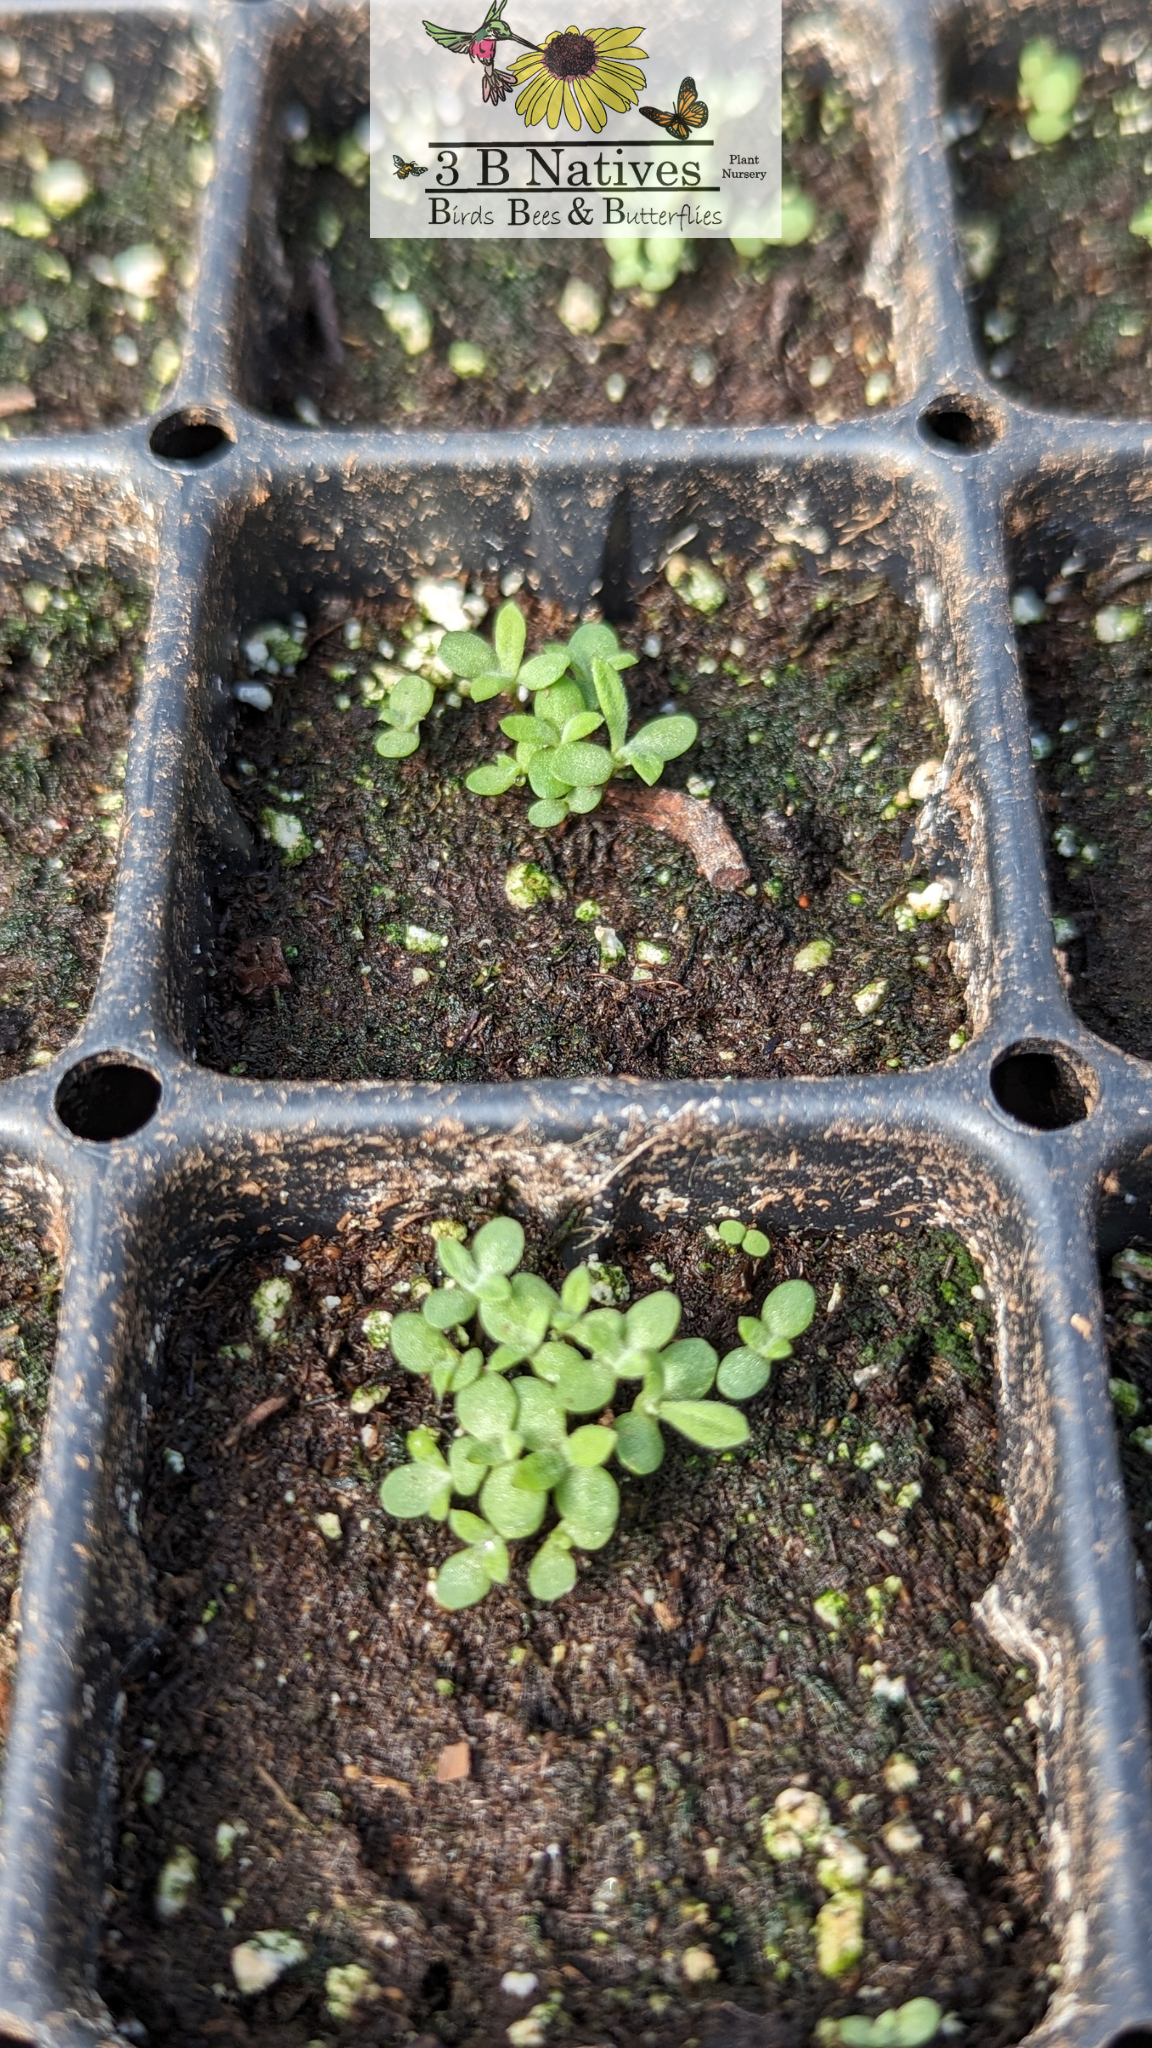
xmin=731 ymin=183 xmax=817 ymax=257
xmin=716 ymin=1278 xmax=817 ymax=1399
xmin=379 ymin=1217 xmax=809 ymax=1608
xmin=1132 ymin=200 xmax=1152 ymax=247
xmin=466 ymin=615 xmax=695 ymax=828
xmin=439 ymin=599 xmax=572 ymax=703
xmin=374 ymin=674 xmax=434 ymax=758
xmin=712 ymin=1217 xmax=771 ymax=1257
xmin=1018 ymin=36 xmax=1082 ymax=145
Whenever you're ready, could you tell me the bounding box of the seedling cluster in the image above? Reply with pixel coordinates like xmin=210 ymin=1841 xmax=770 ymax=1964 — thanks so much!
xmin=379 ymin=1217 xmax=815 ymax=1608
xmin=439 ymin=604 xmax=697 ymax=828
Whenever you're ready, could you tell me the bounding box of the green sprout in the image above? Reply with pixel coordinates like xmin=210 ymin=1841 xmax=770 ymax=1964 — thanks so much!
xmin=373 ymin=674 xmax=434 ymax=759
xmin=1018 ymin=37 xmax=1082 ymax=145
xmin=378 ymin=1219 xmax=816 ymax=1607
xmin=710 ymin=1217 xmax=771 ymax=1258
xmin=1132 ymin=201 xmax=1152 ymax=247
xmin=731 ymin=183 xmax=817 ymax=258
xmin=716 ymin=1278 xmax=817 ymax=1399
xmin=451 ymin=608 xmax=696 ymax=830
xmin=439 ymin=599 xmax=572 ymax=703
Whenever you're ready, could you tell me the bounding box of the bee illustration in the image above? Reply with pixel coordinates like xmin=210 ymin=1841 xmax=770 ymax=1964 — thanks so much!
xmin=393 ymin=154 xmax=429 ymax=180
xmin=639 ymin=74 xmax=708 ymax=141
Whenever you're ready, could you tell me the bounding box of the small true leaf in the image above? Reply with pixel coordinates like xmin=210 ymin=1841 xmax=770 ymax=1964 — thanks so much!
xmin=552 ymin=1352 xmax=616 ymax=1414
xmin=625 ymin=714 xmax=697 ymax=761
xmin=422 ymin=1287 xmax=472 ymax=1330
xmin=562 ymin=711 xmax=606 ymax=743
xmin=566 ymin=785 xmax=603 ymax=814
xmin=555 ymin=1464 xmax=619 ymax=1549
xmin=439 ymin=629 xmax=494 ymax=678
xmin=380 ymin=1461 xmax=451 ymax=1520
xmin=626 ymin=751 xmax=663 ymax=786
xmin=448 ymin=1435 xmax=486 ymax=1495
xmin=659 ymin=1337 xmax=718 ymax=1399
xmin=565 ymin=1423 xmax=617 ymax=1467
xmin=375 ymin=727 xmax=420 ymax=758
xmin=527 ymin=752 xmax=571 ymax=800
xmin=513 ymin=1448 xmax=568 ymax=1491
xmin=435 ymin=1548 xmax=493 ymax=1610
xmin=613 ymin=1410 xmax=665 ymax=1474
xmin=760 ymin=1279 xmax=817 ymax=1341
xmin=456 ymin=1372 xmax=517 ymax=1438
xmin=481 ymin=1463 xmax=548 ymax=1539
xmin=716 ymin=1348 xmax=773 ymax=1401
xmin=527 ymin=798 xmax=568 ymax=827
xmin=500 ymin=714 xmax=548 ymax=744
xmin=593 ymin=657 xmax=630 ymax=752
xmin=449 ymin=1509 xmax=492 ymax=1545
xmin=529 ymin=1532 xmax=577 ymax=1601
xmin=437 ymin=1238 xmax=479 ymax=1287
xmin=467 ymin=758 xmax=520 ymax=796
xmin=559 ymin=1266 xmax=592 ymax=1319
xmin=624 ymin=1291 xmax=681 ymax=1351
xmin=389 ymin=676 xmax=434 ymax=725
xmin=515 ymin=1376 xmax=567 ymax=1447
xmin=568 ymin=620 xmax=623 ymax=682
xmin=391 ymin=1314 xmax=458 ymax=1377
xmin=658 ymin=1400 xmax=750 ymax=1450
xmin=494 ymin=600 xmax=527 ymax=677
xmin=472 ymin=1217 xmax=526 ymax=1276
xmin=519 ymin=646 xmax=571 ymax=691
xmin=549 ymin=740 xmax=614 ymax=789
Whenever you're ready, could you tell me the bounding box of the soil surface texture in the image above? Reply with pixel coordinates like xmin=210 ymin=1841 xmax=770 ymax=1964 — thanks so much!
xmin=257 ymin=59 xmax=895 ymax=429
xmin=0 ymin=573 xmax=146 ymax=1075
xmin=100 ymin=1220 xmax=1054 ymax=2048
xmin=948 ymin=29 xmax=1152 ymax=414
xmin=0 ymin=17 xmax=215 ymax=434
xmin=1017 ymin=545 xmax=1152 ymax=1059
xmin=1101 ymin=1242 xmax=1152 ymax=1696
xmin=198 ymin=558 xmax=966 ymax=1082
xmin=0 ymin=1213 xmax=59 ymax=1752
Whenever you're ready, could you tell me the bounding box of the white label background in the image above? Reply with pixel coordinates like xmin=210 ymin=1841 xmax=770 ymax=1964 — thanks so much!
xmin=370 ymin=0 xmax=781 ymax=239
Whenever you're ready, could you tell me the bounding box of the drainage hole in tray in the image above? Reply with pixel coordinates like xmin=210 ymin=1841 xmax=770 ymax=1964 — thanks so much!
xmin=918 ymin=395 xmax=1001 ymax=452
xmin=1102 ymin=2036 xmax=1152 ymax=2048
xmin=990 ymin=1042 xmax=1095 ymax=1130
xmin=148 ymin=410 xmax=234 ymax=464
xmin=54 ymin=1057 xmax=161 ymax=1142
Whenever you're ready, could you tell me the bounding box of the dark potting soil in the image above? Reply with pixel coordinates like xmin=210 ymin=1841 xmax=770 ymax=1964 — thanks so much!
xmin=0 ymin=1214 xmax=59 ymax=1751
xmin=1016 ymin=545 xmax=1152 ymax=1059
xmin=257 ymin=59 xmax=895 ymax=429
xmin=0 ymin=17 xmax=215 ymax=435
xmin=99 ymin=1220 xmax=1055 ymax=2048
xmin=0 ymin=572 xmax=147 ymax=1076
xmin=947 ymin=31 xmax=1152 ymax=415
xmin=197 ymin=560 xmax=966 ymax=1083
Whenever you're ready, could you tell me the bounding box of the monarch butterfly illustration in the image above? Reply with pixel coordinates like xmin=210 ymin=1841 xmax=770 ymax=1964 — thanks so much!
xmin=639 ymin=74 xmax=708 ymax=141
xmin=393 ymin=154 xmax=429 ymax=179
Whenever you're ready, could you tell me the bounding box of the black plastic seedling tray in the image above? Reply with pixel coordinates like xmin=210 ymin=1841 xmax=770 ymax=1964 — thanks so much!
xmin=0 ymin=0 xmax=1151 ymax=2040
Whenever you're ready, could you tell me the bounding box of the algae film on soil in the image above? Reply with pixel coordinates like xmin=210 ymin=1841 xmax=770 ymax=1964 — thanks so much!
xmin=0 ymin=17 xmax=216 ymax=433
xmin=101 ymin=1220 xmax=1054 ymax=2047
xmin=253 ymin=53 xmax=896 ymax=429
xmin=199 ymin=556 xmax=966 ymax=1082
xmin=0 ymin=570 xmax=148 ymax=1075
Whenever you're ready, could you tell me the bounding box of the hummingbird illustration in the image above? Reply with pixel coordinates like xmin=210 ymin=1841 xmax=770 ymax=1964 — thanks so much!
xmin=423 ymin=0 xmax=537 ymax=105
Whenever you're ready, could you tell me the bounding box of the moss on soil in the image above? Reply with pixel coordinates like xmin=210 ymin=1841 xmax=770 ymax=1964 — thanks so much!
xmin=100 ymin=1220 xmax=1053 ymax=2047
xmin=0 ymin=1214 xmax=59 ymax=1749
xmin=0 ymin=571 xmax=148 ymax=1074
xmin=0 ymin=19 xmax=215 ymax=434
xmin=948 ymin=35 xmax=1152 ymax=413
xmin=198 ymin=556 xmax=965 ymax=1082
xmin=1016 ymin=546 xmax=1152 ymax=1058
xmin=259 ymin=59 xmax=894 ymax=428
